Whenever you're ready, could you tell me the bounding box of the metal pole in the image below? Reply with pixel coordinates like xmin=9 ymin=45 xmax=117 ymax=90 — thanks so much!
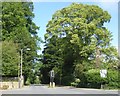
xmin=18 ymin=62 xmax=19 ymax=88
xmin=18 ymin=63 xmax=19 ymax=79
xmin=21 ymin=49 xmax=23 ymax=78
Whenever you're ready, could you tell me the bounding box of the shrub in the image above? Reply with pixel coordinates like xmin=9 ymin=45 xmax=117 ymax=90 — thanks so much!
xmin=62 ymin=75 xmax=74 ymax=85
xmin=85 ymin=69 xmax=107 ymax=88
xmin=71 ymin=78 xmax=81 ymax=87
xmin=25 ymin=78 xmax=31 ymax=85
xmin=85 ymin=69 xmax=119 ymax=89
xmin=74 ymin=64 xmax=84 ymax=79
xmin=86 ymin=69 xmax=101 ymax=83
xmin=34 ymin=76 xmax=40 ymax=84
xmin=71 ymin=82 xmax=77 ymax=87
xmin=107 ymin=70 xmax=119 ymax=89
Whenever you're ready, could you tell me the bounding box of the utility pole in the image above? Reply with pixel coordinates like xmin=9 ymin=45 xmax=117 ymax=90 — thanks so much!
xmin=19 ymin=48 xmax=30 ymax=88
xmin=21 ymin=49 xmax=23 ymax=78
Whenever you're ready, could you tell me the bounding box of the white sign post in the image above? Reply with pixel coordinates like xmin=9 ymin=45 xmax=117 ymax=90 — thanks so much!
xmin=50 ymin=70 xmax=54 ymax=78
xmin=100 ymin=69 xmax=107 ymax=78
xmin=50 ymin=70 xmax=55 ymax=88
xmin=100 ymin=69 xmax=107 ymax=89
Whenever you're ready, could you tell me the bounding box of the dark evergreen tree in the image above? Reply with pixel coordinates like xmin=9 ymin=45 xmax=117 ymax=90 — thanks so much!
xmin=2 ymin=2 xmax=41 ymax=84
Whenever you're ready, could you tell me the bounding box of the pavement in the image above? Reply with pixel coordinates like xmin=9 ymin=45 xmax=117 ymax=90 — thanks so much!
xmin=1 ymin=85 xmax=119 ymax=95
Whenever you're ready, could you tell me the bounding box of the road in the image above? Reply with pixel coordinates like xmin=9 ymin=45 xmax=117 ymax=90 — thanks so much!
xmin=1 ymin=85 xmax=119 ymax=95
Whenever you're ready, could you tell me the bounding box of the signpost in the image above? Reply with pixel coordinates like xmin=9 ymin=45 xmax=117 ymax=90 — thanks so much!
xmin=49 ymin=70 xmax=55 ymax=88
xmin=100 ymin=69 xmax=107 ymax=89
xmin=100 ymin=69 xmax=107 ymax=78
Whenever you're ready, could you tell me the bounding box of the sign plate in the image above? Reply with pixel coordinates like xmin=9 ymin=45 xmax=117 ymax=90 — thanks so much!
xmin=100 ymin=69 xmax=107 ymax=78
xmin=50 ymin=70 xmax=54 ymax=77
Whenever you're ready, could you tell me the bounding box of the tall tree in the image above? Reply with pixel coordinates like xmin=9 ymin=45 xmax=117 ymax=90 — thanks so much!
xmin=2 ymin=2 xmax=41 ymax=84
xmin=42 ymin=3 xmax=118 ymax=85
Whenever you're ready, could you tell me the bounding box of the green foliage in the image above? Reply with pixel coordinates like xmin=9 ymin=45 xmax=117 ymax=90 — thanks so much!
xmin=74 ymin=63 xmax=84 ymax=79
xmin=86 ymin=69 xmax=104 ymax=83
xmin=42 ymin=3 xmax=118 ymax=87
xmin=107 ymin=70 xmax=119 ymax=89
xmin=2 ymin=40 xmax=20 ymax=76
xmin=71 ymin=82 xmax=78 ymax=87
xmin=34 ymin=76 xmax=40 ymax=84
xmin=85 ymin=69 xmax=119 ymax=89
xmin=62 ymin=75 xmax=74 ymax=85
xmin=75 ymin=78 xmax=80 ymax=83
xmin=25 ymin=77 xmax=31 ymax=85
xmin=2 ymin=2 xmax=42 ymax=83
xmin=71 ymin=78 xmax=80 ymax=87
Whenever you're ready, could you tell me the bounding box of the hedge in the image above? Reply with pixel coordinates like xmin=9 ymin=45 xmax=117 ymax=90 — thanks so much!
xmin=85 ymin=69 xmax=119 ymax=89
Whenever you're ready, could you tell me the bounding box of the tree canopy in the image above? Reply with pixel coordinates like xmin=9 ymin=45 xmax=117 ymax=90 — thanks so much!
xmin=1 ymin=2 xmax=118 ymax=88
xmin=42 ymin=3 xmax=119 ymax=86
xmin=2 ymin=2 xmax=41 ymax=84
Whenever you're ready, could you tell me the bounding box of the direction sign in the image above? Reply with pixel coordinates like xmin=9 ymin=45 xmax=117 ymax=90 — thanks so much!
xmin=100 ymin=69 xmax=107 ymax=78
xmin=50 ymin=70 xmax=54 ymax=77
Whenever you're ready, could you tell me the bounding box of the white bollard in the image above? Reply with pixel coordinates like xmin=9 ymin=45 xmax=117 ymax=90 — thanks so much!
xmin=53 ymin=82 xmax=55 ymax=88
xmin=50 ymin=82 xmax=52 ymax=87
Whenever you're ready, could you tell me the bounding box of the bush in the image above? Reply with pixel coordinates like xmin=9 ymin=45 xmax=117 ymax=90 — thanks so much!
xmin=74 ymin=64 xmax=84 ymax=79
xmin=62 ymin=75 xmax=74 ymax=85
xmin=85 ymin=69 xmax=101 ymax=88
xmin=34 ymin=76 xmax=40 ymax=84
xmin=71 ymin=78 xmax=81 ymax=87
xmin=71 ymin=82 xmax=77 ymax=87
xmin=25 ymin=78 xmax=31 ymax=85
xmin=107 ymin=70 xmax=119 ymax=89
xmin=75 ymin=78 xmax=80 ymax=83
xmin=85 ymin=69 xmax=119 ymax=89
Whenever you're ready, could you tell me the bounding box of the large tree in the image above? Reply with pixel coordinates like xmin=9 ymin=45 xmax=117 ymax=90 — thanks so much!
xmin=42 ymin=3 xmax=118 ymax=85
xmin=2 ymin=2 xmax=41 ymax=84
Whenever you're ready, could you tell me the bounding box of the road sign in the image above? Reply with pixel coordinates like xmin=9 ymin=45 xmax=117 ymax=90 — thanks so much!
xmin=100 ymin=69 xmax=107 ymax=78
xmin=50 ymin=70 xmax=54 ymax=77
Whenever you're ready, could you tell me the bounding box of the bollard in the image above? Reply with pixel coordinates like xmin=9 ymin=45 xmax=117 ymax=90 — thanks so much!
xmin=53 ymin=82 xmax=55 ymax=88
xmin=49 ymin=82 xmax=52 ymax=87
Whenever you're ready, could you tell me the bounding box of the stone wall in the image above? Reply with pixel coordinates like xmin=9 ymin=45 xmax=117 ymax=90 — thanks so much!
xmin=0 ymin=81 xmax=20 ymax=89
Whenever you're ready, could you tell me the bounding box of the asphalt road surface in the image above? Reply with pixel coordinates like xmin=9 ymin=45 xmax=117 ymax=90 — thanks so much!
xmin=1 ymin=85 xmax=119 ymax=95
